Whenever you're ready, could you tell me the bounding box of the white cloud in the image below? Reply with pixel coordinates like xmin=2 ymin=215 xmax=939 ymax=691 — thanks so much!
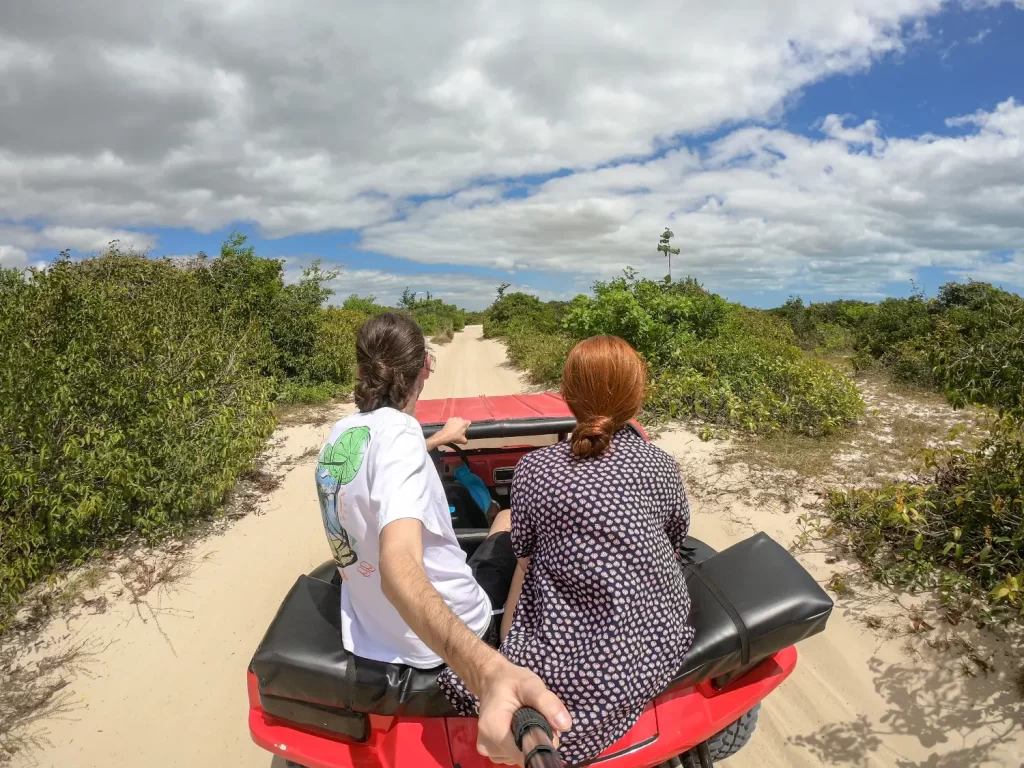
xmin=0 ymin=245 xmax=29 ymax=269
xmin=280 ymin=262 xmax=574 ymax=310
xmin=952 ymin=252 xmax=1024 ymax=286
xmin=967 ymin=28 xmax=992 ymax=43
xmin=360 ymin=99 xmax=1024 ymax=294
xmin=0 ymin=225 xmax=157 ymax=258
xmin=0 ymin=0 xmax=955 ymax=238
xmin=1 ymin=0 xmax=1021 ymax=297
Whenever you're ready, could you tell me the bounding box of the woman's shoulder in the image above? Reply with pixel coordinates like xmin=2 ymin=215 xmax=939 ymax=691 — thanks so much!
xmin=517 ymin=440 xmax=571 ymax=471
xmin=619 ymin=430 xmax=679 ymax=470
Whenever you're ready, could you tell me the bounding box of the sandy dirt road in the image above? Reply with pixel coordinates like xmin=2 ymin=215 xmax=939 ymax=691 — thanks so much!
xmin=13 ymin=327 xmax=1023 ymax=768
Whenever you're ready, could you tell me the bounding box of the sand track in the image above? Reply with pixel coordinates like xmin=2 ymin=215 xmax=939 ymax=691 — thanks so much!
xmin=12 ymin=327 xmax=1022 ymax=767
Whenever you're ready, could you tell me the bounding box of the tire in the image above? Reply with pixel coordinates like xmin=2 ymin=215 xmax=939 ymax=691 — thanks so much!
xmin=706 ymin=704 xmax=760 ymax=761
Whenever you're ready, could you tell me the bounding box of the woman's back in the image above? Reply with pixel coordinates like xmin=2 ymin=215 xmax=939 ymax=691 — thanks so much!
xmin=439 ymin=335 xmax=696 ymax=762
xmin=502 ymin=429 xmax=693 ymax=759
xmin=439 ymin=429 xmax=694 ymax=761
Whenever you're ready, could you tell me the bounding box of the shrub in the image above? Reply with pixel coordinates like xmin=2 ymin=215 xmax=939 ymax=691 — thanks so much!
xmin=503 ymin=324 xmax=573 ymax=384
xmin=483 ymin=271 xmax=864 ymax=436
xmin=770 ymin=297 xmax=873 ymax=351
xmin=854 ymin=295 xmax=934 ymax=361
xmin=484 ymin=291 xmax=562 ymax=338
xmin=825 ymin=281 xmax=1024 ymax=624
xmin=192 ymin=233 xmax=351 ymax=399
xmin=342 ymin=294 xmax=388 ymax=316
xmin=276 ymin=308 xmax=366 ymax=402
xmin=563 ymin=272 xmax=728 ymax=363
xmin=647 ymin=337 xmax=864 ymax=435
xmin=880 ymin=340 xmax=935 ymax=387
xmin=825 ymin=415 xmax=1024 ymax=622
xmin=0 ymin=253 xmax=275 ymax=628
xmin=398 ymin=288 xmax=467 ymax=336
xmin=932 ymin=289 xmax=1024 ymax=415
xmin=432 ymin=320 xmax=455 ymax=345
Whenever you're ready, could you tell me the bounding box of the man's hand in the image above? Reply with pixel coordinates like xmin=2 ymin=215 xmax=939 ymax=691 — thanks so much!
xmin=474 ymin=656 xmax=572 ymax=765
xmin=426 ymin=417 xmax=471 ymax=451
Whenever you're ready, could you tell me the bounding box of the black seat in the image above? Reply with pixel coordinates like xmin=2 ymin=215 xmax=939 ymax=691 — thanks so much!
xmin=250 ymin=534 xmax=832 ymax=729
xmin=670 ymin=533 xmax=833 ymax=688
xmin=441 ymin=475 xmax=490 ymax=530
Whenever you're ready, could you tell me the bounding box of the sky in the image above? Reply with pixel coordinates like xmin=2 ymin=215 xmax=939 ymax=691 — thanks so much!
xmin=1 ymin=0 xmax=1022 ymax=310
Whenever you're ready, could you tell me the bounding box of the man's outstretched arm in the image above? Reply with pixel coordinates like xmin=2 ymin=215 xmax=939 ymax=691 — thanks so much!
xmin=380 ymin=518 xmax=570 ymax=765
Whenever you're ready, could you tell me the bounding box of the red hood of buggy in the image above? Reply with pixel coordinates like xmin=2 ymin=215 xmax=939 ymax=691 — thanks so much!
xmin=415 ymin=392 xmax=572 ymax=426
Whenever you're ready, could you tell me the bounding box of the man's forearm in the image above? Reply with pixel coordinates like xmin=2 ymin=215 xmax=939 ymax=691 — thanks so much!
xmin=381 ymin=550 xmax=500 ymax=694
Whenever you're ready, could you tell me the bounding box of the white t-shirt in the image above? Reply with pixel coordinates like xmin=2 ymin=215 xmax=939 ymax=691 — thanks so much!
xmin=314 ymin=407 xmax=491 ymax=669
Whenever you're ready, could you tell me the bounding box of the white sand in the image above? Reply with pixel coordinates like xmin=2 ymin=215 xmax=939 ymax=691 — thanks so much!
xmin=11 ymin=327 xmax=1023 ymax=767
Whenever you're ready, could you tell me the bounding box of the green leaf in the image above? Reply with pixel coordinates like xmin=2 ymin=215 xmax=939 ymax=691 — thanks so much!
xmin=320 ymin=426 xmax=371 ymax=485
xmin=914 ymin=534 xmax=923 ymax=551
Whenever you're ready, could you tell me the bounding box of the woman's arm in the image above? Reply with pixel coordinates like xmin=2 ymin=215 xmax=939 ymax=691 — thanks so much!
xmin=500 ymin=557 xmax=530 ymax=641
xmin=664 ymin=466 xmax=692 ymax=553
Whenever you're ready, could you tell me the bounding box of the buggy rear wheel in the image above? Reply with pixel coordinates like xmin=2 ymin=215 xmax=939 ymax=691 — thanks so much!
xmin=706 ymin=703 xmax=760 ymax=760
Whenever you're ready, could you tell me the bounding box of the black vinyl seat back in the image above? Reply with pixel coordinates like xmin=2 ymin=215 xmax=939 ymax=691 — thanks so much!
xmin=250 ymin=533 xmax=832 ymax=730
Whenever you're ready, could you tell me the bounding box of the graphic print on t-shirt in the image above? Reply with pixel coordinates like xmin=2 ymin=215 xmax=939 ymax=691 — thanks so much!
xmin=317 ymin=426 xmax=371 ymax=568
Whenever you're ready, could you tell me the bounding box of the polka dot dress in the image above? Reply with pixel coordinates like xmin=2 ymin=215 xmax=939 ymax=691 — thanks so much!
xmin=438 ymin=428 xmax=695 ymax=765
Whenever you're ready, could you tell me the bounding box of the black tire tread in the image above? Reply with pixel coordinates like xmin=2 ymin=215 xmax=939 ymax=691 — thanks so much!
xmin=706 ymin=703 xmax=760 ymax=761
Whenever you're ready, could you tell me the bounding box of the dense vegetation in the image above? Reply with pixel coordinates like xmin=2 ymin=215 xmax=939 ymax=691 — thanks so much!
xmin=2 ymin=226 xmax=1020 ymax=628
xmin=770 ymin=282 xmax=1024 ymax=622
xmin=772 ymin=281 xmax=1024 ymax=411
xmin=0 ymin=235 xmax=464 ymax=628
xmin=482 ymin=273 xmax=1023 ymax=622
xmin=483 ymin=271 xmax=864 ymax=436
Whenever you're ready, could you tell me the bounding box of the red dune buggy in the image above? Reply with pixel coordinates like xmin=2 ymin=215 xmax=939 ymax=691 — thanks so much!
xmin=247 ymin=394 xmax=833 ymax=767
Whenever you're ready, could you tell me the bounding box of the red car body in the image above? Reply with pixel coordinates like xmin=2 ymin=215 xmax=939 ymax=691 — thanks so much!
xmin=247 ymin=394 xmax=822 ymax=768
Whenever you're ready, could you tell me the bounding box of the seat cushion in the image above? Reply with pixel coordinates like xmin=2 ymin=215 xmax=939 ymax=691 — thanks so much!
xmin=671 ymin=532 xmax=833 ymax=688
xmin=251 ymin=575 xmax=457 ymax=718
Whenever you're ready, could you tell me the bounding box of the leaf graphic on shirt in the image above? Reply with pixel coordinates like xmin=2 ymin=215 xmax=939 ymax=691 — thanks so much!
xmin=321 ymin=426 xmax=371 ymax=485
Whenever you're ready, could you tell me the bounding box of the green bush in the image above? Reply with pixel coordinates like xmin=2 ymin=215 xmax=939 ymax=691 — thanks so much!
xmin=647 ymin=336 xmax=864 ymax=435
xmin=825 ymin=281 xmax=1024 ymax=624
xmin=275 ymin=308 xmax=366 ymax=403
xmin=0 ymin=253 xmax=275 ymax=628
xmin=482 ymin=271 xmax=863 ymax=436
xmin=563 ymin=272 xmax=728 ymax=363
xmin=854 ymin=295 xmax=934 ymax=361
xmin=342 ymin=294 xmax=388 ymax=316
xmin=431 ymin=320 xmax=455 ymax=345
xmin=770 ymin=297 xmax=874 ymax=351
xmin=932 ymin=289 xmax=1024 ymax=415
xmin=825 ymin=415 xmax=1024 ymax=622
xmin=397 ymin=288 xmax=467 ymax=336
xmin=193 ymin=233 xmax=352 ymax=400
xmin=484 ymin=290 xmax=563 ymax=338
xmin=503 ymin=324 xmax=573 ymax=384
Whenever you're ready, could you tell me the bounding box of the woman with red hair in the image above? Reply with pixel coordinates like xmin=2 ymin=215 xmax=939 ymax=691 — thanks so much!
xmin=439 ymin=335 xmax=695 ymax=764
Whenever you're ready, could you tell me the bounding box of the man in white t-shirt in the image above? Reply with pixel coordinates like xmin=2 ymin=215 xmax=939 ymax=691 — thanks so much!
xmin=317 ymin=407 xmax=504 ymax=667
xmin=314 ymin=312 xmax=570 ymax=766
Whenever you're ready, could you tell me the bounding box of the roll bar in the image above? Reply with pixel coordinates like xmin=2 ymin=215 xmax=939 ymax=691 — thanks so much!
xmin=421 ymin=417 xmax=645 ymax=441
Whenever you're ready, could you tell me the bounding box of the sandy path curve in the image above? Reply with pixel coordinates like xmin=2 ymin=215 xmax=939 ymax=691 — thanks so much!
xmin=13 ymin=327 xmax=1023 ymax=767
